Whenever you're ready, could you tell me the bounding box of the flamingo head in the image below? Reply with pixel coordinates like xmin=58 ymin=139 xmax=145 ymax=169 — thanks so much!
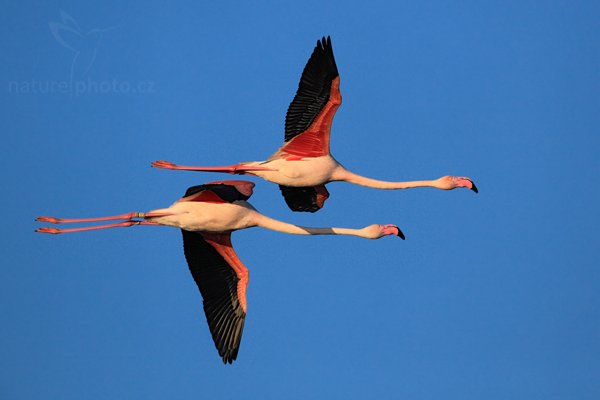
xmin=436 ymin=176 xmax=478 ymax=193
xmin=364 ymin=224 xmax=405 ymax=240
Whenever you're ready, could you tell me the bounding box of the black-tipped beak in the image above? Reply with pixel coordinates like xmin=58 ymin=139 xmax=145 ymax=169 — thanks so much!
xmin=470 ymin=181 xmax=478 ymax=193
xmin=397 ymin=228 xmax=406 ymax=240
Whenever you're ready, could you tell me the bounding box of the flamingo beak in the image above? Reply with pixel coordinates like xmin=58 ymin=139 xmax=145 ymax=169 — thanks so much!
xmin=456 ymin=178 xmax=478 ymax=193
xmin=381 ymin=225 xmax=405 ymax=239
xmin=396 ymin=228 xmax=406 ymax=240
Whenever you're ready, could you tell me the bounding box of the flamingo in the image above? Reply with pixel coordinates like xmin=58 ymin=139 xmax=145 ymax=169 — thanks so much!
xmin=152 ymin=36 xmax=478 ymax=212
xmin=35 ymin=180 xmax=403 ymax=363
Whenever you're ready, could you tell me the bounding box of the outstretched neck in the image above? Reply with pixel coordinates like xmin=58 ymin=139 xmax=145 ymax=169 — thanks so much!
xmin=254 ymin=214 xmax=367 ymax=238
xmin=333 ymin=168 xmax=437 ymax=190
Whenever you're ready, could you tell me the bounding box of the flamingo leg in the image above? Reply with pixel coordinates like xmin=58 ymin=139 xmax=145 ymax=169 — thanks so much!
xmin=36 ymin=220 xmax=159 ymax=234
xmin=151 ymin=160 xmax=274 ymax=175
xmin=36 ymin=211 xmax=175 ymax=224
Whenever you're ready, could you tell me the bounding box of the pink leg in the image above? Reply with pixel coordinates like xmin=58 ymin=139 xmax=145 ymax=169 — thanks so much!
xmin=36 ymin=211 xmax=175 ymax=224
xmin=151 ymin=160 xmax=274 ymax=175
xmin=36 ymin=220 xmax=160 ymax=234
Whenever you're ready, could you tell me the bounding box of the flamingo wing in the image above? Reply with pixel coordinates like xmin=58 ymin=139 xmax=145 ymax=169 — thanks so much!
xmin=181 ymin=180 xmax=255 ymax=203
xmin=181 ymin=231 xmax=249 ymax=364
xmin=276 ymin=36 xmax=341 ymax=159
xmin=278 ymin=184 xmax=330 ymax=212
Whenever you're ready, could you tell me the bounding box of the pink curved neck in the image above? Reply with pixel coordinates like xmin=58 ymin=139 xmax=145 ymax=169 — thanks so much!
xmin=334 ymin=169 xmax=437 ymax=190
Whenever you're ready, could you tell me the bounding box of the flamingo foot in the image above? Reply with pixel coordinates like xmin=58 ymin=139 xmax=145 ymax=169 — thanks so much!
xmin=151 ymin=160 xmax=178 ymax=169
xmin=36 ymin=216 xmax=61 ymax=224
xmin=36 ymin=227 xmax=62 ymax=234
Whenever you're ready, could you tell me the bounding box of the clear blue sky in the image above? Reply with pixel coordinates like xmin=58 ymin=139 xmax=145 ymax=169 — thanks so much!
xmin=2 ymin=1 xmax=599 ymax=399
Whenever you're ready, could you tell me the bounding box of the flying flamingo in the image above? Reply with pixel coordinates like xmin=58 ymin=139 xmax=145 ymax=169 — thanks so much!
xmin=152 ymin=36 xmax=478 ymax=212
xmin=35 ymin=180 xmax=403 ymax=363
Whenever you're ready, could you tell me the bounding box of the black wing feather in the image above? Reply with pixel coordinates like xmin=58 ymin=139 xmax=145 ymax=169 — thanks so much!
xmin=284 ymin=36 xmax=339 ymax=142
xmin=183 ymin=183 xmax=251 ymax=202
xmin=279 ymin=184 xmax=330 ymax=213
xmin=181 ymin=230 xmax=246 ymax=364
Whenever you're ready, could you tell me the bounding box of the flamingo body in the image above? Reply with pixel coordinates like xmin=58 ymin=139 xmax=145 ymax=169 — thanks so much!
xmin=241 ymin=155 xmax=341 ymax=186
xmin=36 ymin=180 xmax=403 ymax=363
xmin=152 ymin=37 xmax=477 ymax=212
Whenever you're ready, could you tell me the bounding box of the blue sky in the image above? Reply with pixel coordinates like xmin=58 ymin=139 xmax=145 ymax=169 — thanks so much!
xmin=2 ymin=1 xmax=599 ymax=398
